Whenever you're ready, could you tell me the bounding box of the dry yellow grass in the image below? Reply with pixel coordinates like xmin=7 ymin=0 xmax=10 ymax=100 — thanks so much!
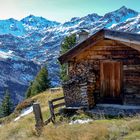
xmin=0 ymin=90 xmax=140 ymax=140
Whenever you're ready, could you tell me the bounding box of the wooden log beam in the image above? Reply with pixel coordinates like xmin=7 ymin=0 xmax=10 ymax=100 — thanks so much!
xmin=51 ymin=96 xmax=64 ymax=102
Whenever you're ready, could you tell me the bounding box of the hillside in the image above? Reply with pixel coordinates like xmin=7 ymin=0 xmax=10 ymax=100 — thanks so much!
xmin=0 ymin=6 xmax=140 ymax=105
xmin=0 ymin=90 xmax=140 ymax=140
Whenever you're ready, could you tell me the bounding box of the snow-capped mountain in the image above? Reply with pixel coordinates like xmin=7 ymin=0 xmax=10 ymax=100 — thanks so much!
xmin=0 ymin=18 xmax=26 ymax=36
xmin=111 ymin=14 xmax=140 ymax=33
xmin=21 ymin=15 xmax=60 ymax=32
xmin=100 ymin=6 xmax=138 ymax=28
xmin=0 ymin=15 xmax=60 ymax=37
xmin=0 ymin=6 xmax=139 ymax=105
xmin=0 ymin=58 xmax=40 ymax=104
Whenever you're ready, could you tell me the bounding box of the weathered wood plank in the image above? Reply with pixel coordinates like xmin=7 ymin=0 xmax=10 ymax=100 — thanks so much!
xmin=104 ymin=29 xmax=140 ymax=45
xmin=33 ymin=103 xmax=44 ymax=127
xmin=48 ymin=101 xmax=55 ymax=120
xmin=51 ymin=96 xmax=64 ymax=102
xmin=48 ymin=97 xmax=65 ymax=122
xmin=59 ymin=30 xmax=104 ymax=64
xmin=44 ymin=116 xmax=52 ymax=125
xmin=116 ymin=41 xmax=140 ymax=52
xmin=53 ymin=102 xmax=65 ymax=108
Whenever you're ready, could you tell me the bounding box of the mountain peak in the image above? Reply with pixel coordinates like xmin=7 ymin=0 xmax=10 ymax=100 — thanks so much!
xmin=0 ymin=18 xmax=18 ymax=22
xmin=27 ymin=14 xmax=36 ymax=18
xmin=116 ymin=6 xmax=138 ymax=15
xmin=119 ymin=6 xmax=127 ymax=10
xmin=21 ymin=15 xmax=60 ymax=30
xmin=21 ymin=15 xmax=60 ymax=24
xmin=23 ymin=15 xmax=49 ymax=20
xmin=100 ymin=6 xmax=138 ymax=24
xmin=85 ymin=13 xmax=102 ymax=20
xmin=7 ymin=18 xmax=17 ymax=21
xmin=21 ymin=15 xmax=46 ymax=22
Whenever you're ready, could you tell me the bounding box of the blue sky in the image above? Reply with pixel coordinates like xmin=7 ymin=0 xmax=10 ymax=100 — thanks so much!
xmin=0 ymin=0 xmax=139 ymax=22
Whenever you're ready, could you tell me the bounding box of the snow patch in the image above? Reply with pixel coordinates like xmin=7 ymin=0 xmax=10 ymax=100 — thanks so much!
xmin=0 ymin=50 xmax=14 ymax=59
xmin=69 ymin=119 xmax=93 ymax=125
xmin=14 ymin=106 xmax=33 ymax=122
xmin=110 ymin=23 xmax=117 ymax=28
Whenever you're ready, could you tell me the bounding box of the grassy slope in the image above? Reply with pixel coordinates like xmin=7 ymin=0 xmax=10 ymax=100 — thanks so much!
xmin=0 ymin=90 xmax=140 ymax=140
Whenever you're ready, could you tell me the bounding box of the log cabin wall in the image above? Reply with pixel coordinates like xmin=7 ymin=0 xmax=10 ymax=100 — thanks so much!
xmin=63 ymin=60 xmax=97 ymax=108
xmin=62 ymin=39 xmax=140 ymax=108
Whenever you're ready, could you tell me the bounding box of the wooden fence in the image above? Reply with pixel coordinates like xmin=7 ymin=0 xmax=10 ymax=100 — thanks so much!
xmin=48 ymin=96 xmax=65 ymax=122
xmin=33 ymin=96 xmax=65 ymax=130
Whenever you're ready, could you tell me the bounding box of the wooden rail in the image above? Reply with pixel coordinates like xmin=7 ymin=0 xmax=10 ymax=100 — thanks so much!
xmin=48 ymin=96 xmax=65 ymax=122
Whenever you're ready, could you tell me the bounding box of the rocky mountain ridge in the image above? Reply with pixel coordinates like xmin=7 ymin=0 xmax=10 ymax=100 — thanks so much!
xmin=0 ymin=6 xmax=139 ymax=105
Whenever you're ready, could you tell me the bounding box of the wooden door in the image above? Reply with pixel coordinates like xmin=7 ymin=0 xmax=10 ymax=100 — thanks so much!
xmin=100 ymin=61 xmax=123 ymax=100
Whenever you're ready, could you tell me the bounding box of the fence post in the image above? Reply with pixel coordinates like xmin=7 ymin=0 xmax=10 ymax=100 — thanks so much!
xmin=48 ymin=101 xmax=55 ymax=122
xmin=33 ymin=103 xmax=44 ymax=135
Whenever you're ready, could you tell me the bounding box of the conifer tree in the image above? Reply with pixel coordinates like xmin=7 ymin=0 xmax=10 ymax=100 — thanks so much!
xmin=60 ymin=34 xmax=76 ymax=82
xmin=0 ymin=90 xmax=13 ymax=117
xmin=60 ymin=33 xmax=76 ymax=55
xmin=26 ymin=66 xmax=50 ymax=98
xmin=25 ymin=82 xmax=33 ymax=98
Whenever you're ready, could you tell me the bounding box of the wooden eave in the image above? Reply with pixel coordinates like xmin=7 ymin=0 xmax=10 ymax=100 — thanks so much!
xmin=104 ymin=29 xmax=140 ymax=51
xmin=58 ymin=29 xmax=140 ymax=64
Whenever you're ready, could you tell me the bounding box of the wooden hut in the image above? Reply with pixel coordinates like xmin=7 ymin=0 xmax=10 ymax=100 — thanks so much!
xmin=58 ymin=29 xmax=140 ymax=109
